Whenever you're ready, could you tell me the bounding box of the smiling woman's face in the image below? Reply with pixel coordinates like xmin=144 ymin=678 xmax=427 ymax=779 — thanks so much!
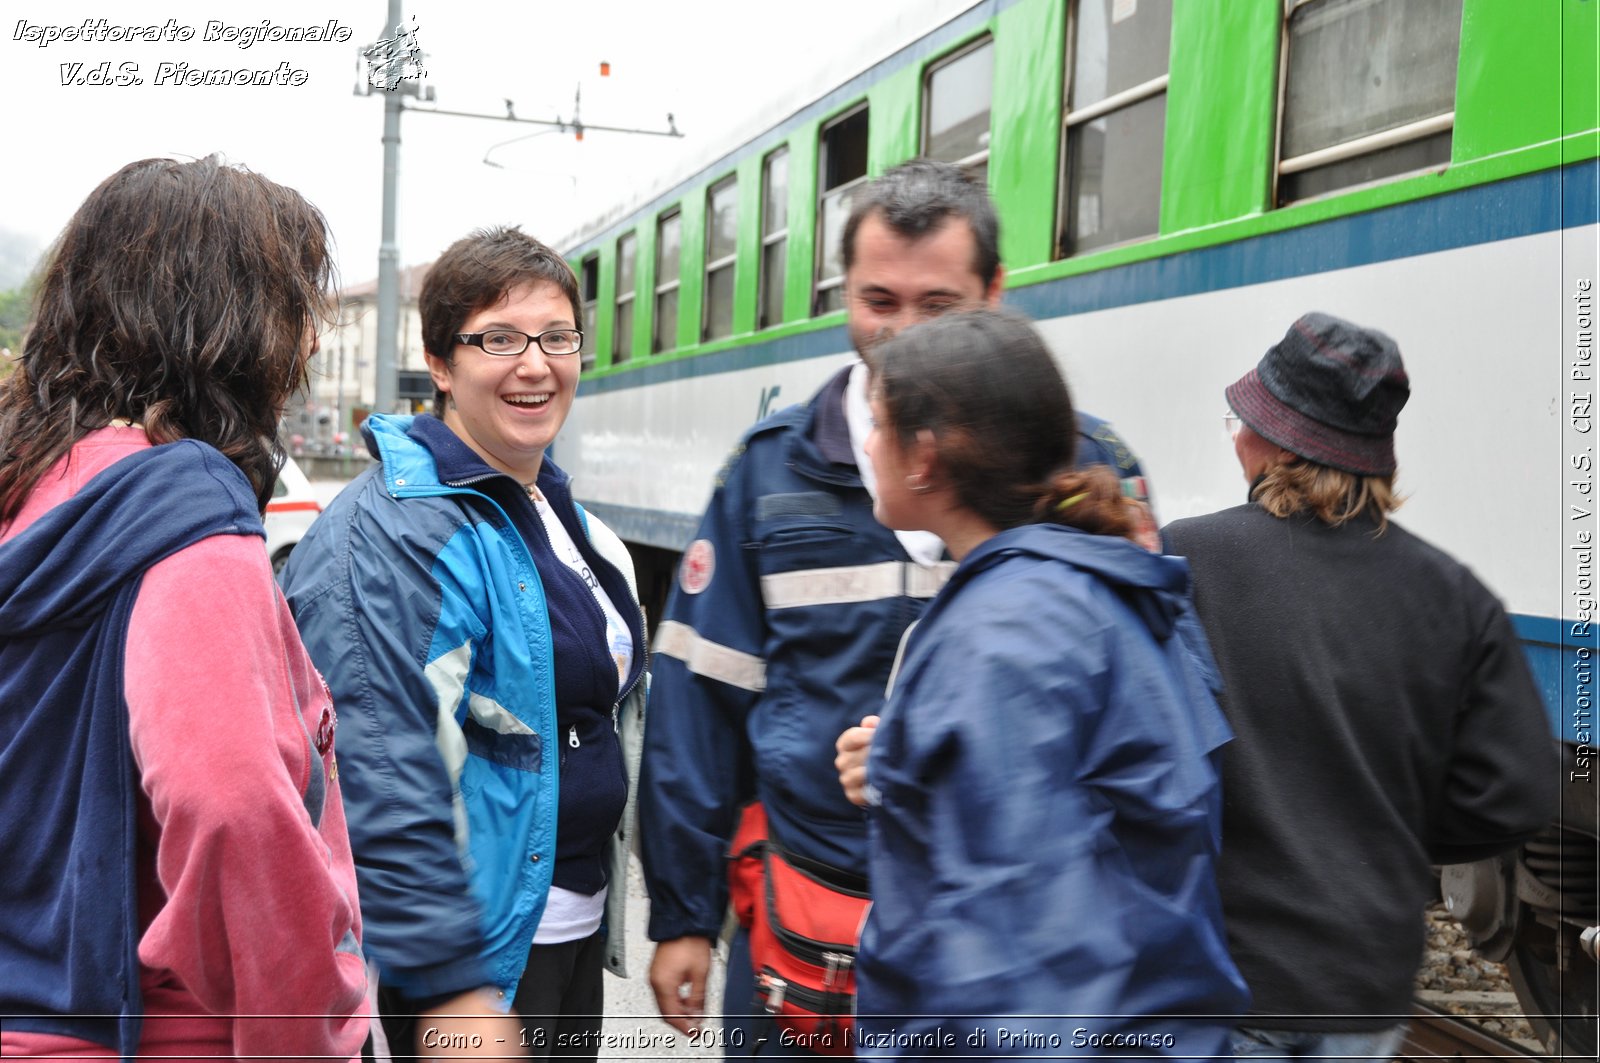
xmin=425 ymin=281 xmax=580 ymax=484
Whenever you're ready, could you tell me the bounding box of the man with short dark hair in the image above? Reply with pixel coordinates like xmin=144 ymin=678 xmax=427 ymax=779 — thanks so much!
xmin=639 ymin=159 xmax=1152 ymax=1052
xmin=1163 ymin=312 xmax=1558 ymax=1062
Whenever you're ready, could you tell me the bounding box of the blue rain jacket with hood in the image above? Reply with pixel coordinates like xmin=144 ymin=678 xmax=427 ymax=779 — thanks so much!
xmin=858 ymin=522 xmax=1248 ymax=1059
xmin=279 ymin=414 xmax=647 ymax=1005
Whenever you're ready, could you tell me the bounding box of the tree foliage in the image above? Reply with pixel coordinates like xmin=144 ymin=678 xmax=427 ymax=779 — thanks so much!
xmin=0 ymin=287 xmax=28 ymax=339
xmin=0 ymin=285 xmax=32 ymax=379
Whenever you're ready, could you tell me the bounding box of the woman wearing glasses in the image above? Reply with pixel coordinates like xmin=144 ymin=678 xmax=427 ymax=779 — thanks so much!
xmin=282 ymin=227 xmax=646 ymax=1060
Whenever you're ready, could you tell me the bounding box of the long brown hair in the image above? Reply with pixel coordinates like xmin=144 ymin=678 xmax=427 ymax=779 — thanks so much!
xmin=0 ymin=156 xmax=335 ymax=525
xmin=874 ymin=308 xmax=1137 ymax=538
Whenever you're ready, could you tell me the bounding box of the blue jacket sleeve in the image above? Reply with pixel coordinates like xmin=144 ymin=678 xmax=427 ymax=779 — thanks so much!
xmin=638 ymin=448 xmax=766 ymax=941
xmin=280 ymin=477 xmax=493 ymax=1001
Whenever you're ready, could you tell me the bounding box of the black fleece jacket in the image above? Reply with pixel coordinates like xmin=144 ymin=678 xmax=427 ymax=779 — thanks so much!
xmin=1164 ymin=503 xmax=1557 ymax=1030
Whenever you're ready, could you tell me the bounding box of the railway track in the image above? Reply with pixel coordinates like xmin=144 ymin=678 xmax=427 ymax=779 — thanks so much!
xmin=1399 ymin=1001 xmax=1546 ymax=1060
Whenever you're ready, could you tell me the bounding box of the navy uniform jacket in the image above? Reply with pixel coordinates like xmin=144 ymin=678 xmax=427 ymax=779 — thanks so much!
xmin=638 ymin=365 xmax=1150 ymax=942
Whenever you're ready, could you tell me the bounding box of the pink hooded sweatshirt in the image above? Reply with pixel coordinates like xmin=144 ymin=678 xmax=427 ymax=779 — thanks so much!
xmin=1 ymin=428 xmax=369 ymax=1061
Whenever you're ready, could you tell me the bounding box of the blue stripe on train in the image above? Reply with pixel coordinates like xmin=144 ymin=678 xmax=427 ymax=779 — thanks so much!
xmin=579 ymin=157 xmax=1599 ymax=398
xmin=1013 ymin=158 xmax=1598 ymax=321
xmin=1513 ymin=614 xmax=1598 ymax=745
xmin=591 ymin=490 xmax=1587 ymax=747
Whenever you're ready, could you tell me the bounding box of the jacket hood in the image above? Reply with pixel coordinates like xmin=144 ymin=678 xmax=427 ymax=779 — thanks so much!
xmin=0 ymin=441 xmax=262 ymax=639
xmin=958 ymin=522 xmax=1194 ymax=640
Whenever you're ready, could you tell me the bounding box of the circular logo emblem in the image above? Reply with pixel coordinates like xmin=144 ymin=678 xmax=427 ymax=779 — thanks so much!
xmin=679 ymin=538 xmax=715 ymax=595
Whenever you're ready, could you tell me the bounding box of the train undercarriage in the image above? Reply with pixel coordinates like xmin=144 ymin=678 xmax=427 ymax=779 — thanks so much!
xmin=1443 ymin=745 xmax=1598 ymax=1055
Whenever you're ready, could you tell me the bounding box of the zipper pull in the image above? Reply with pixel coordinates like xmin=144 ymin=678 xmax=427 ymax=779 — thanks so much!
xmin=763 ymin=974 xmax=787 ymax=1014
xmin=568 ymin=725 xmax=580 ymax=749
xmin=822 ymin=950 xmax=852 ymax=990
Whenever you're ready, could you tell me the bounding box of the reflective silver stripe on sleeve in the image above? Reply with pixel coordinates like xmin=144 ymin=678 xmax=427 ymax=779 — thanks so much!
xmin=760 ymin=560 xmax=956 ymax=609
xmin=427 ymin=643 xmax=538 ymax=856
xmin=655 ymin=620 xmax=767 ymax=692
xmin=425 ymin=640 xmax=473 ymax=855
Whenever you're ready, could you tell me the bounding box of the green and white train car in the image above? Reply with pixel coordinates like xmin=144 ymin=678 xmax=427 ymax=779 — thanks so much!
xmin=558 ymin=1 xmax=1598 ymax=1047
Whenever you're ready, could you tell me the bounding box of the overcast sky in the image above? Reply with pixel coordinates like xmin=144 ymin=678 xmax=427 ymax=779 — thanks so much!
xmin=2 ymin=0 xmax=976 ymax=288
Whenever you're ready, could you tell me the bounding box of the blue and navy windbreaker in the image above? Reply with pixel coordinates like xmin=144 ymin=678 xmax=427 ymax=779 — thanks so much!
xmin=638 ymin=365 xmax=1150 ymax=942
xmin=0 ymin=442 xmax=264 ymax=1058
xmin=857 ymin=523 xmax=1247 ymax=1058
xmin=279 ymin=414 xmax=647 ymax=1004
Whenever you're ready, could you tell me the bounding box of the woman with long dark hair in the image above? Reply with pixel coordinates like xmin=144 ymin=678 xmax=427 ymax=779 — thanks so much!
xmin=848 ymin=308 xmax=1247 ymax=1057
xmin=0 ymin=157 xmax=368 ymax=1060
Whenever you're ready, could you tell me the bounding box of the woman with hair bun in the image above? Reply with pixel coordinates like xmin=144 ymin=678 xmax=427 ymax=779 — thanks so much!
xmin=0 ymin=157 xmax=367 ymax=1060
xmin=847 ymin=308 xmax=1247 ymax=1058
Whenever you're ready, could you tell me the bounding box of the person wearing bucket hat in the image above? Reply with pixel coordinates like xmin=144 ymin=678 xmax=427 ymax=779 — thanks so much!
xmin=1225 ymin=311 xmax=1409 ymax=477
xmin=1164 ymin=312 xmax=1557 ymax=1062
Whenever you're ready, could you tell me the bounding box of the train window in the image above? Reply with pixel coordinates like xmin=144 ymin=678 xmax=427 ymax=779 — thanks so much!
xmin=579 ymin=253 xmax=599 ymax=371
xmin=614 ymin=232 xmax=637 ymax=366
xmin=704 ymin=176 xmax=738 ymax=342
xmin=1059 ymin=0 xmax=1172 ymax=257
xmin=923 ymin=37 xmax=994 ymax=183
xmin=653 ymin=210 xmax=682 ymax=354
xmin=760 ymin=147 xmax=789 ymax=330
xmin=815 ymin=105 xmax=869 ymax=315
xmin=1277 ymin=0 xmax=1461 ymax=205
